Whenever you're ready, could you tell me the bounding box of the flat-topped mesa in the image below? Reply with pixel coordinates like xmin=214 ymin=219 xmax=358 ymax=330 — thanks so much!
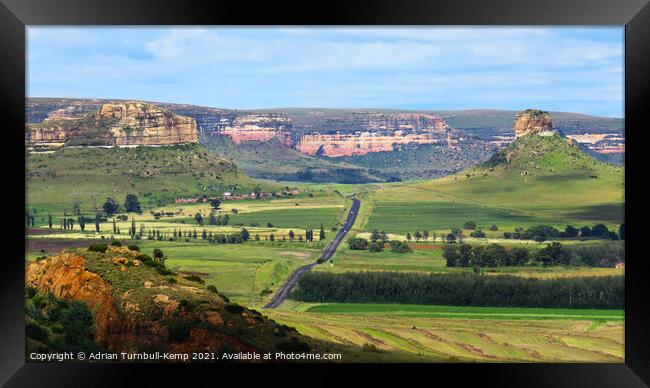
xmin=97 ymin=102 xmax=198 ymax=146
xmin=514 ymin=109 xmax=556 ymax=138
xmin=26 ymin=102 xmax=199 ymax=148
xmin=220 ymin=113 xmax=292 ymax=147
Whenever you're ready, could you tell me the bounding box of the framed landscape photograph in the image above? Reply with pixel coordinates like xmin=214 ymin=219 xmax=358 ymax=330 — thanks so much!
xmin=1 ymin=0 xmax=648 ymax=386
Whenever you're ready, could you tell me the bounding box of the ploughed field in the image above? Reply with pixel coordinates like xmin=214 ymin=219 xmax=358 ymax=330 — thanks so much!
xmin=265 ymin=301 xmax=624 ymax=362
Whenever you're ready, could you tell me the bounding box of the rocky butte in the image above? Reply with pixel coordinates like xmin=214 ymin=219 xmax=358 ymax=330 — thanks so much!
xmin=513 ymin=109 xmax=556 ymax=138
xmin=26 ymin=102 xmax=198 ymax=148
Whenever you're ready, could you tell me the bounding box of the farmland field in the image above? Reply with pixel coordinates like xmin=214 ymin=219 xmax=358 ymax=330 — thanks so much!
xmin=265 ymin=301 xmax=624 ymax=362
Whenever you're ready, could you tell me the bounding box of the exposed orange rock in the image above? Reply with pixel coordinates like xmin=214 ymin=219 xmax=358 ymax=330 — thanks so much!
xmin=296 ymin=114 xmax=455 ymax=157
xmin=25 ymin=253 xmax=124 ymax=347
xmin=220 ymin=114 xmax=292 ymax=146
xmin=26 ymin=102 xmax=198 ymax=148
xmin=513 ymin=109 xmax=555 ymax=138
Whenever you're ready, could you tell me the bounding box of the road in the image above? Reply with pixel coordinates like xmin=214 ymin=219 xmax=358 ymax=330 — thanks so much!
xmin=264 ymin=198 xmax=361 ymax=309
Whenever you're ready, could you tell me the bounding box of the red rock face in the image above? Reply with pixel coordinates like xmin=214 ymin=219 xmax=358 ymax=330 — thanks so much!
xmin=219 ymin=114 xmax=292 ymax=147
xmin=296 ymin=114 xmax=454 ymax=157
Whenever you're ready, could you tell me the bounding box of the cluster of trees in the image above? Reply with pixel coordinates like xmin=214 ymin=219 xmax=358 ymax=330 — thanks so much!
xmin=347 ymin=237 xmax=412 ymax=254
xmin=503 ymin=224 xmax=621 ymax=242
xmin=444 ymin=241 xmax=625 ymax=268
xmin=102 ymin=194 xmax=142 ymax=215
xmin=291 ymin=271 xmax=623 ymax=309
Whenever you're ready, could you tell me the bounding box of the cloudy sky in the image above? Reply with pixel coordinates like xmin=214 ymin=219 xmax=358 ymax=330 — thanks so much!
xmin=27 ymin=27 xmax=624 ymax=117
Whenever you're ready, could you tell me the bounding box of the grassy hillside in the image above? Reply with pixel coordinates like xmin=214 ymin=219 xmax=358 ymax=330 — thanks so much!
xmin=366 ymin=133 xmax=624 ymax=233
xmin=26 ymin=144 xmax=272 ymax=208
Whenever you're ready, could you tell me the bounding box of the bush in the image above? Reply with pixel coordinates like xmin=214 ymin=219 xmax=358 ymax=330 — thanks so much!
xmin=184 ymin=274 xmax=205 ymax=284
xmin=470 ymin=230 xmax=486 ymax=238
xmin=167 ymin=277 xmax=177 ymax=284
xmin=167 ymin=318 xmax=191 ymax=341
xmin=463 ymin=221 xmax=477 ymax=230
xmin=368 ymin=241 xmax=384 ymax=252
xmin=153 ymin=248 xmax=164 ymax=259
xmin=127 ymin=245 xmax=140 ymax=251
xmin=348 ymin=237 xmax=369 ymax=250
xmin=390 ymin=241 xmax=412 ymax=253
xmin=206 ymin=285 xmax=219 ymax=294
xmin=224 ymin=303 xmax=245 ymax=314
xmin=110 ymin=240 xmax=122 ymax=247
xmin=276 ymin=337 xmax=310 ymax=353
xmin=88 ymin=243 xmax=108 ymax=253
xmin=156 ymin=267 xmax=173 ymax=276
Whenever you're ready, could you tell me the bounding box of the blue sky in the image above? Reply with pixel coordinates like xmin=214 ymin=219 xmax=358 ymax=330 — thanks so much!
xmin=27 ymin=27 xmax=624 ymax=117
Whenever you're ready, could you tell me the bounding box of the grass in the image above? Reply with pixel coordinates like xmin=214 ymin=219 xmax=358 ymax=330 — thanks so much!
xmin=264 ymin=300 xmax=624 ymax=362
xmin=26 ymin=144 xmax=270 ymax=208
xmin=120 ymin=240 xmax=320 ymax=306
xmin=365 ymin=134 xmax=624 ymax=233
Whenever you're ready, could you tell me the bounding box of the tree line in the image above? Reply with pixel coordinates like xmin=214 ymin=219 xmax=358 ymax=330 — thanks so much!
xmin=444 ymin=241 xmax=624 ymax=268
xmin=291 ymin=271 xmax=624 ymax=309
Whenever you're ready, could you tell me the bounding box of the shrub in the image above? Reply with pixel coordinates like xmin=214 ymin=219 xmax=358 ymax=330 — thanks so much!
xmin=206 ymin=285 xmax=219 ymax=294
xmin=156 ymin=267 xmax=173 ymax=276
xmin=153 ymin=248 xmax=164 ymax=259
xmin=224 ymin=303 xmax=245 ymax=314
xmin=489 ymin=225 xmax=498 ymax=231
xmin=127 ymin=244 xmax=140 ymax=251
xmin=184 ymin=274 xmax=205 ymax=284
xmin=368 ymin=241 xmax=384 ymax=252
xmin=470 ymin=230 xmax=486 ymax=238
xmin=348 ymin=237 xmax=369 ymax=250
xmin=463 ymin=221 xmax=477 ymax=230
xmin=167 ymin=318 xmax=191 ymax=341
xmin=390 ymin=241 xmax=412 ymax=253
xmin=168 ymin=277 xmax=177 ymax=284
xmin=88 ymin=243 xmax=108 ymax=253
xmin=276 ymin=337 xmax=310 ymax=353
xmin=110 ymin=240 xmax=122 ymax=247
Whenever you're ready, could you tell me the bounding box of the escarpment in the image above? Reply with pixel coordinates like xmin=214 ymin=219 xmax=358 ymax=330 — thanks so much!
xmin=26 ymin=102 xmax=198 ymax=148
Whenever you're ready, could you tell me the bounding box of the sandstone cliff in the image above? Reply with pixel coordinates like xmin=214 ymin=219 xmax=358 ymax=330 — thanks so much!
xmin=26 ymin=102 xmax=198 ymax=148
xmin=513 ymin=109 xmax=555 ymax=138
xmin=220 ymin=114 xmax=292 ymax=146
xmin=296 ymin=113 xmax=455 ymax=157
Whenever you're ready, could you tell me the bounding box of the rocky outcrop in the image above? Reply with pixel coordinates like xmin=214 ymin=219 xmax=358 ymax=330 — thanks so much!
xmin=24 ymin=252 xmax=279 ymax=355
xmin=220 ymin=114 xmax=292 ymax=146
xmin=514 ymin=109 xmax=555 ymax=138
xmin=25 ymin=253 xmax=125 ymax=347
xmin=98 ymin=102 xmax=198 ymax=146
xmin=296 ymin=113 xmax=454 ymax=157
xmin=26 ymin=102 xmax=199 ymax=148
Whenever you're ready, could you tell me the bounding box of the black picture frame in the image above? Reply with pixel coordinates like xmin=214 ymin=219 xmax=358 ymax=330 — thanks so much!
xmin=1 ymin=0 xmax=648 ymax=386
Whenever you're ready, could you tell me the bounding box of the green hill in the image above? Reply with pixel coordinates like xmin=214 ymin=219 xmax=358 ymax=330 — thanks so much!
xmin=26 ymin=144 xmax=274 ymax=209
xmin=365 ymin=133 xmax=624 ymax=233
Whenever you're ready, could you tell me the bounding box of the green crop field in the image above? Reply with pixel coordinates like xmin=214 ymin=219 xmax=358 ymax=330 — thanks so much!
xmin=264 ymin=301 xmax=624 ymax=362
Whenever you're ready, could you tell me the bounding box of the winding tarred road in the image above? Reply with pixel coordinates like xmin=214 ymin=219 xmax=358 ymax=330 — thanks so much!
xmin=264 ymin=198 xmax=361 ymax=309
